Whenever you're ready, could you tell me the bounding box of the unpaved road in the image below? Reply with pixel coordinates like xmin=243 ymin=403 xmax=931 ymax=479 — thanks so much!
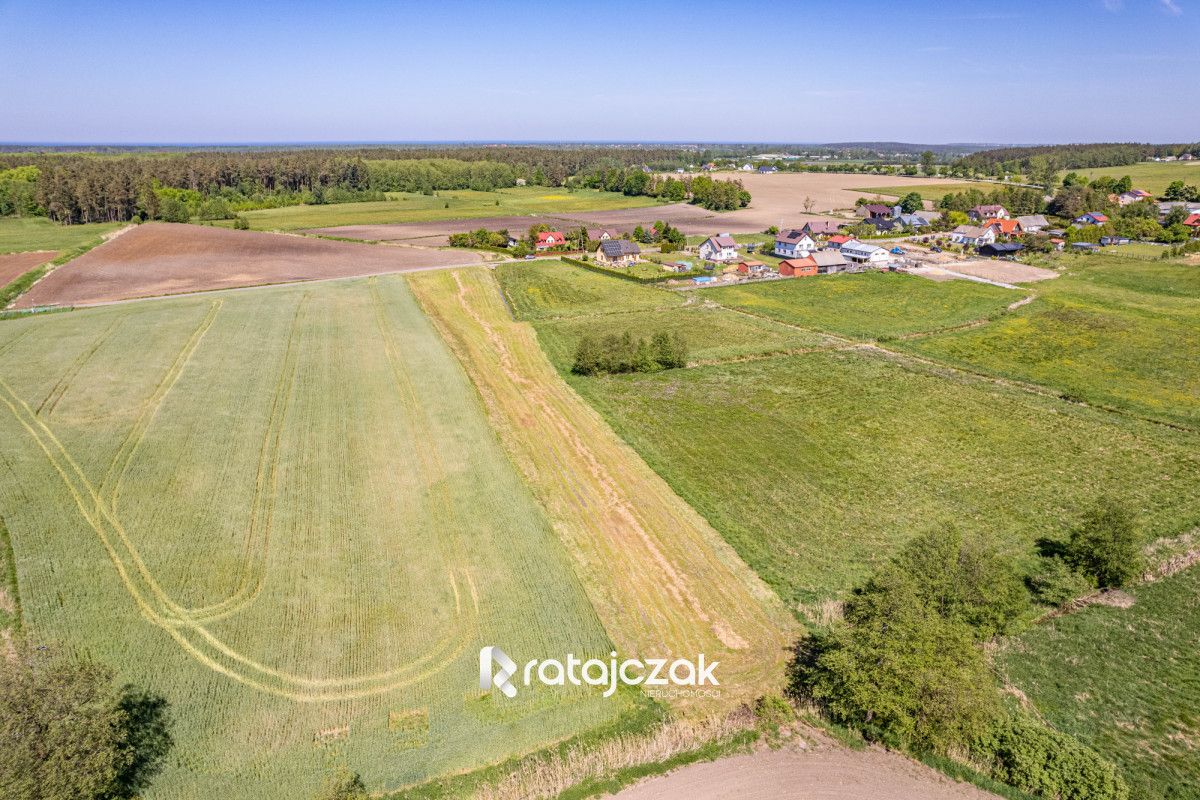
xmin=613 ymin=739 xmax=1001 ymax=800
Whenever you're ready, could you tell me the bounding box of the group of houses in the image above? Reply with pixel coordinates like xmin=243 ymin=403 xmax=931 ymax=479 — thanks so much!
xmin=855 ymin=203 xmax=938 ymax=233
xmin=950 ymin=204 xmax=1050 ymax=247
xmin=694 ymin=220 xmax=897 ymax=281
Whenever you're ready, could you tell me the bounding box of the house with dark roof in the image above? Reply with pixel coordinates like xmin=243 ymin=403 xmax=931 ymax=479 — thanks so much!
xmin=864 ymin=217 xmax=899 ymax=233
xmin=773 ymin=229 xmax=817 ymax=258
xmin=968 ymin=204 xmax=1010 ymax=221
xmin=979 ymin=242 xmax=1024 ymax=257
xmin=757 ymin=165 xmax=778 ymax=174
xmin=698 ymin=235 xmax=739 ymax=263
xmin=801 ymin=220 xmax=843 ymax=237
xmin=595 ymin=239 xmax=641 ymax=266
xmin=856 ymin=203 xmax=893 ymax=219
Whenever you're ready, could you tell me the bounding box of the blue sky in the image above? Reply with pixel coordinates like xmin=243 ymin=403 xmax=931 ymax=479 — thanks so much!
xmin=1 ymin=0 xmax=1197 ymax=144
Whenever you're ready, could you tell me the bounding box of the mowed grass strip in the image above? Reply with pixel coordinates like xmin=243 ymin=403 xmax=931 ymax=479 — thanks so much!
xmin=1001 ymin=567 xmax=1200 ymax=800
xmin=0 ymin=276 xmax=623 ymax=799
xmin=707 ymin=271 xmax=1021 ymax=340
xmin=227 ymin=186 xmax=662 ymax=231
xmin=408 ymin=267 xmax=796 ymax=714
xmin=533 ymin=305 xmax=839 ymax=372
xmin=568 ymin=349 xmax=1200 ymax=612
xmin=904 ymin=255 xmax=1200 ymax=428
xmin=497 ymin=258 xmax=683 ymax=320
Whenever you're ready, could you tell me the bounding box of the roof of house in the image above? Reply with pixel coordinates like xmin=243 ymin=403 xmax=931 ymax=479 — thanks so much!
xmin=867 ymin=218 xmax=898 ymax=231
xmin=987 ymin=219 xmax=1022 ymax=235
xmin=810 ymin=250 xmax=848 ymax=267
xmin=1123 ymin=189 xmax=1152 ymax=198
xmin=1184 ymin=214 xmax=1200 ymax=226
xmin=779 ymin=257 xmax=816 ymax=269
xmin=981 ymin=242 xmax=1024 ymax=253
xmin=802 ymin=220 xmax=842 ymax=235
xmin=599 ymin=239 xmax=640 ymax=257
xmin=862 ymin=203 xmax=892 ymax=214
xmin=953 ymin=225 xmax=990 ymax=238
xmin=828 ymin=234 xmax=855 ymax=244
xmin=537 ymin=231 xmax=565 ymax=243
xmin=842 ymin=241 xmax=884 ymax=254
xmin=738 ymin=259 xmax=767 ymax=268
xmin=1016 ymin=214 xmax=1049 ymax=227
xmin=775 ymin=229 xmax=813 ymax=244
xmin=1078 ymin=212 xmax=1109 ymax=222
xmin=704 ymin=235 xmax=738 ymax=248
xmin=972 ymin=204 xmax=1007 ymax=214
xmin=897 ymin=213 xmax=931 ymax=226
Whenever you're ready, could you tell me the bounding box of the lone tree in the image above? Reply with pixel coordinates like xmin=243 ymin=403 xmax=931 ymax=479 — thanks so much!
xmin=0 ymin=645 xmax=173 ymax=800
xmin=1066 ymin=498 xmax=1142 ymax=588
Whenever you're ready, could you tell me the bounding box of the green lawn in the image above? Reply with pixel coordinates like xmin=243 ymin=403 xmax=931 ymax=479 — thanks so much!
xmin=707 ymin=271 xmax=1021 ymax=340
xmin=219 ymin=187 xmax=662 ymax=231
xmin=0 ymin=217 xmax=123 ymax=254
xmin=568 ymin=349 xmax=1200 ymax=613
xmin=496 ymin=258 xmax=682 ymax=320
xmin=904 ymin=254 xmax=1200 ymax=428
xmin=533 ymin=305 xmax=837 ymax=372
xmin=1061 ymin=160 xmax=1200 ymax=195
xmin=852 ymin=182 xmax=986 ymax=201
xmin=1002 ymin=567 xmax=1200 ymax=800
xmin=1099 ymin=242 xmax=1171 ymax=260
xmin=0 ymin=275 xmax=624 ymax=799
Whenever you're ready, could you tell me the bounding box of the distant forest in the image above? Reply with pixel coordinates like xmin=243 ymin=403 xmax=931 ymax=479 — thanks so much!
xmin=954 ymin=142 xmax=1200 ymax=179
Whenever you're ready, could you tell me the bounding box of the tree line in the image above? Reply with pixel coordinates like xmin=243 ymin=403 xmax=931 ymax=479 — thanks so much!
xmin=572 ymin=331 xmax=688 ymax=376
xmin=954 ymin=142 xmax=1200 ymax=179
xmin=577 ymin=167 xmax=750 ymax=211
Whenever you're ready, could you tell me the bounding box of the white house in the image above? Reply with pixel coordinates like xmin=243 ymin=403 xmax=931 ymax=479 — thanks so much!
xmin=698 ymin=235 xmax=739 ymax=263
xmin=773 ymin=229 xmax=817 ymax=258
xmin=840 ymin=241 xmax=890 ymax=266
xmin=1016 ymin=214 xmax=1049 ymax=232
xmin=1117 ymin=189 xmax=1152 ymax=206
xmin=968 ymin=204 xmax=1010 ymax=221
xmin=950 ymin=225 xmax=997 ymax=247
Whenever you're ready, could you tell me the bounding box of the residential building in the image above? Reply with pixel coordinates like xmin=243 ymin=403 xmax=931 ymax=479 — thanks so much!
xmin=986 ymin=218 xmax=1024 ymax=238
xmin=774 ymin=229 xmax=818 ymax=258
xmin=758 ymin=165 xmax=778 ymax=174
xmin=596 ymin=229 xmax=618 ymax=241
xmin=698 ymin=235 xmax=739 ymax=263
xmin=968 ymin=204 xmax=1009 ymax=221
xmin=1184 ymin=213 xmax=1200 ymax=229
xmin=535 ymin=231 xmax=567 ymax=250
xmin=1016 ymin=214 xmax=1049 ymax=232
xmin=1074 ymin=212 xmax=1110 ymax=226
xmin=841 ymin=241 xmax=890 ymax=266
xmin=825 ymin=234 xmax=856 ymax=249
xmin=595 ymin=239 xmax=641 ymax=266
xmin=864 ymin=217 xmax=899 ymax=233
xmin=856 ymin=203 xmax=893 ymax=219
xmin=897 ymin=212 xmax=933 ymax=228
xmin=1117 ymin=189 xmax=1153 ymax=206
xmin=801 ymin=220 xmax=843 ymax=237
xmin=950 ymin=225 xmax=997 ymax=247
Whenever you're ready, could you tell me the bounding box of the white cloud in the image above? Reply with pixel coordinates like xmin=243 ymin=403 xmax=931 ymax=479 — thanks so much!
xmin=1161 ymin=0 xmax=1183 ymax=14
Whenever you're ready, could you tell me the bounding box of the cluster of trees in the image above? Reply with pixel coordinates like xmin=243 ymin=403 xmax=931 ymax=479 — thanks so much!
xmin=572 ymin=331 xmax=688 ymax=376
xmin=576 ymin=168 xmax=750 ymax=211
xmin=632 ymin=220 xmax=686 ymax=251
xmin=1163 ymin=180 xmax=1200 ymax=202
xmin=790 ymin=500 xmax=1142 ymax=800
xmin=954 ymin=142 xmax=1199 ymax=178
xmin=447 ymin=228 xmax=512 ymax=250
xmin=937 ymin=185 xmax=1046 ymax=216
xmin=1 ymin=645 xmax=173 ymax=800
xmin=366 ymin=158 xmax=521 ymax=193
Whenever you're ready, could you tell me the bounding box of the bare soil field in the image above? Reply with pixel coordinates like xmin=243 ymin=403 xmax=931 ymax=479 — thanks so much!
xmin=305 ymin=215 xmax=558 ymax=244
xmin=939 ymin=260 xmax=1059 ymax=284
xmin=614 ymin=738 xmax=1000 ymax=800
xmin=0 ymin=250 xmax=56 ymax=287
xmin=13 ymin=222 xmax=481 ymax=307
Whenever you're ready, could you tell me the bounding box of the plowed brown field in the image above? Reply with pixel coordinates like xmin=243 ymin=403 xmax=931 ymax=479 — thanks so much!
xmin=13 ymin=223 xmax=480 ymax=307
xmin=0 ymin=250 xmax=56 ymax=289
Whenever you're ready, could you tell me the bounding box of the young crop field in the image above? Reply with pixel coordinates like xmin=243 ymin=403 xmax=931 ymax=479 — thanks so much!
xmin=1061 ymin=160 xmax=1200 ymax=195
xmin=904 ymin=254 xmax=1200 ymax=428
xmin=565 ymin=349 xmax=1200 ymax=613
xmin=408 ymin=267 xmax=796 ymax=712
xmin=225 ymin=187 xmax=662 ymax=231
xmin=1001 ymin=566 xmax=1200 ymax=800
xmin=532 ymin=305 xmax=839 ymax=372
xmin=0 ymin=216 xmax=123 ymax=254
xmin=495 ymin=258 xmax=683 ymax=320
xmin=0 ymin=276 xmax=627 ymax=799
xmin=707 ymin=271 xmax=1022 ymax=340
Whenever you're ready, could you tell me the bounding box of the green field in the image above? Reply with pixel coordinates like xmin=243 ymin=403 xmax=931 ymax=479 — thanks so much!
xmin=496 ymin=258 xmax=683 ymax=320
xmin=532 ymin=305 xmax=838 ymax=372
xmin=1062 ymin=160 xmax=1200 ymax=195
xmin=567 ymin=350 xmax=1200 ymax=611
xmin=0 ymin=276 xmax=625 ymax=799
xmin=708 ymin=272 xmax=1021 ymax=340
xmin=221 ymin=187 xmax=662 ymax=231
xmin=1002 ymin=567 xmax=1200 ymax=800
xmin=905 ymin=254 xmax=1200 ymax=428
xmin=0 ymin=216 xmax=123 ymax=254
xmin=852 ymin=182 xmax=987 ymax=201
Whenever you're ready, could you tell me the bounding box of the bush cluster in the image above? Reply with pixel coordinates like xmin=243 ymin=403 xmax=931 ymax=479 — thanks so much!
xmin=572 ymin=331 xmax=688 ymax=376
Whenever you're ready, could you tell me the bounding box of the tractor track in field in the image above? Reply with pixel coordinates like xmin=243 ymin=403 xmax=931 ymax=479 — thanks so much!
xmin=36 ymin=314 xmax=126 ymax=418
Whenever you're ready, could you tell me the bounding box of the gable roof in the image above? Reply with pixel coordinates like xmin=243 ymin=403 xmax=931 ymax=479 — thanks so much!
xmin=953 ymin=225 xmax=989 ymax=238
xmin=827 ymin=234 xmax=855 ymax=244
xmin=1078 ymin=212 xmax=1109 ymax=222
xmin=599 ymin=239 xmax=640 ymax=257
xmin=802 ymin=220 xmax=842 ymax=235
xmin=775 ymin=229 xmax=813 ymax=244
xmin=1016 ymin=214 xmax=1048 ymax=227
xmin=536 ymin=230 xmax=565 ymax=243
xmin=862 ymin=203 xmax=892 ymax=214
xmin=779 ymin=257 xmax=816 ymax=269
xmin=1184 ymin=214 xmax=1200 ymax=227
xmin=842 ymin=241 xmax=884 ymax=255
xmin=987 ymin=219 xmax=1022 ymax=235
xmin=704 ymin=235 xmax=738 ymax=248
xmin=971 ymin=204 xmax=1006 ymax=214
xmin=810 ymin=250 xmax=848 ymax=267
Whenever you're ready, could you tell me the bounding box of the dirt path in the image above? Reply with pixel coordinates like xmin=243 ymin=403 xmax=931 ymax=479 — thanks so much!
xmin=613 ymin=739 xmax=1000 ymax=800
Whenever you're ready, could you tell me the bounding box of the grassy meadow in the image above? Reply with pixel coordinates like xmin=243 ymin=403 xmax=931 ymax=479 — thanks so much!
xmin=904 ymin=254 xmax=1200 ymax=428
xmin=0 ymin=216 xmax=123 ymax=254
xmin=496 ymin=258 xmax=683 ymax=320
xmin=220 ymin=186 xmax=662 ymax=231
xmin=1061 ymin=160 xmax=1200 ymax=195
xmin=0 ymin=276 xmax=626 ymax=799
xmin=1002 ymin=567 xmax=1200 ymax=800
xmin=708 ymin=271 xmax=1022 ymax=340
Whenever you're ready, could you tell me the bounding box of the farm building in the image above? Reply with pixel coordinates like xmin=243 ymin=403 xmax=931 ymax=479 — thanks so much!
xmin=595 ymin=239 xmax=641 ymax=266
xmin=968 ymin=204 xmax=1009 ymax=221
xmin=986 ymin=218 xmax=1024 ymax=238
xmin=698 ymin=235 xmax=739 ymax=263
xmin=536 ymin=231 xmax=568 ymax=250
xmin=856 ymin=203 xmax=894 ymax=219
xmin=950 ymin=225 xmax=997 ymax=247
xmin=736 ymin=259 xmax=774 ymax=276
xmin=1016 ymin=214 xmax=1049 ymax=232
xmin=810 ymin=250 xmax=848 ymax=273
xmin=1074 ymin=212 xmax=1109 ymax=226
xmin=774 ymin=229 xmax=817 ymax=258
xmin=979 ymin=242 xmax=1025 ymax=257
xmin=841 ymin=241 xmax=890 ymax=266
xmin=801 ymin=220 xmax=843 ymax=237
xmin=779 ymin=258 xmax=817 ymax=277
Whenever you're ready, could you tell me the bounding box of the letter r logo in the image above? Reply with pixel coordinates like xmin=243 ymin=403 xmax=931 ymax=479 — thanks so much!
xmin=479 ymin=646 xmax=518 ymax=698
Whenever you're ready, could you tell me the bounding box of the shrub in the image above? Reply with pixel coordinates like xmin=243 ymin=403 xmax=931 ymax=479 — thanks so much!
xmin=1028 ymin=556 xmax=1094 ymax=606
xmin=1065 ymin=499 xmax=1141 ymax=588
xmin=233 ymin=215 xmax=250 ymax=230
xmin=314 ymin=768 xmax=367 ymax=800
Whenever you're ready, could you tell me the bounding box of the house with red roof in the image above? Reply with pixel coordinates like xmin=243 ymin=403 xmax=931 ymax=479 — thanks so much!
xmin=986 ymin=218 xmax=1024 ymax=238
xmin=1117 ymin=189 xmax=1153 ymax=206
xmin=825 ymin=234 xmax=856 ymax=249
xmin=1074 ymin=212 xmax=1109 ymax=226
xmin=535 ymin=231 xmax=567 ymax=250
xmin=779 ymin=257 xmax=817 ymax=277
xmin=1183 ymin=213 xmax=1200 ymax=229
